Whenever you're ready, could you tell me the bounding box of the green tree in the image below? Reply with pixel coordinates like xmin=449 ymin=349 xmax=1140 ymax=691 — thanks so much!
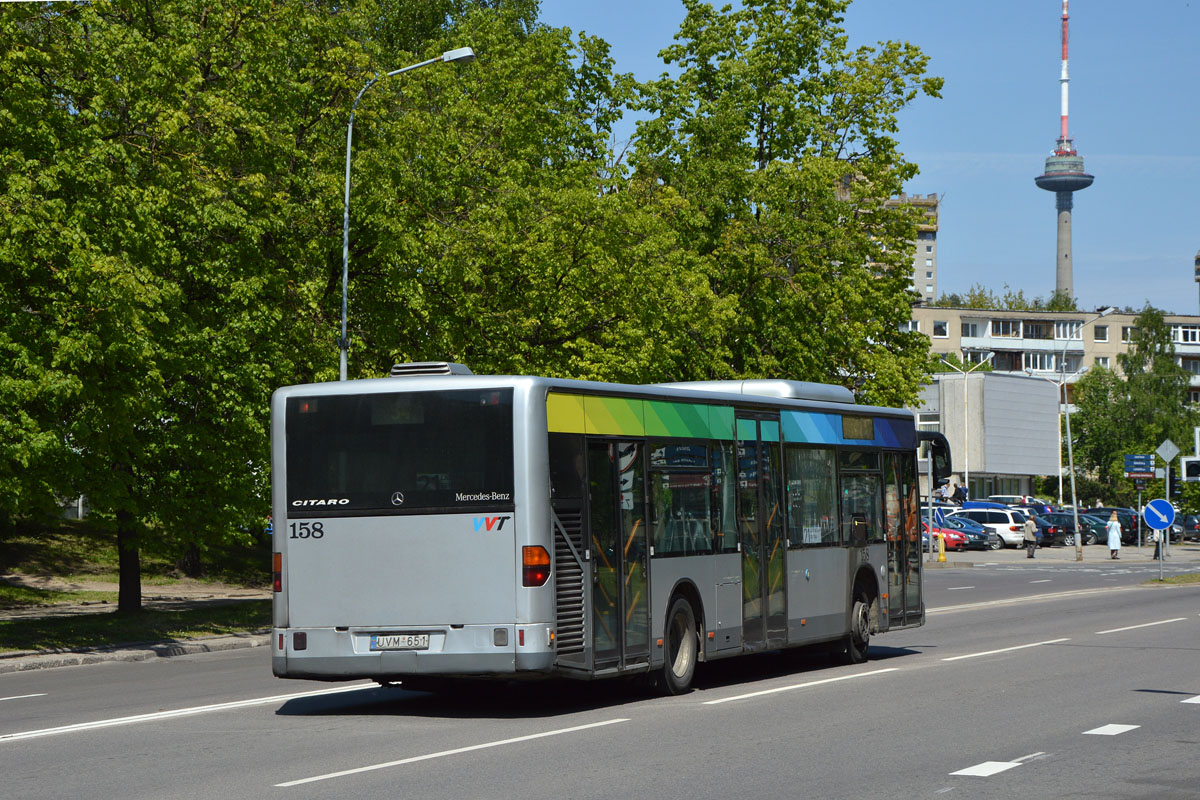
xmin=1072 ymin=307 xmax=1197 ymax=506
xmin=0 ymin=0 xmax=362 ymax=609
xmin=631 ymin=0 xmax=941 ymax=406
xmin=932 ymin=283 xmax=1078 ymax=311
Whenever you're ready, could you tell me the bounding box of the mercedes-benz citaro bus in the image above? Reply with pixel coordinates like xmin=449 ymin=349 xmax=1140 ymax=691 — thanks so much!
xmin=271 ymin=362 xmax=951 ymax=694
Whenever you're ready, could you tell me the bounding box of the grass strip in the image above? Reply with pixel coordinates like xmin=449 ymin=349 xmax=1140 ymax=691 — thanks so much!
xmin=0 ymin=583 xmax=118 ymax=608
xmin=0 ymin=600 xmax=270 ymax=654
xmin=1145 ymin=572 xmax=1200 ymax=585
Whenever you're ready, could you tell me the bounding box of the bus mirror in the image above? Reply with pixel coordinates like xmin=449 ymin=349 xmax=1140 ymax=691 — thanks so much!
xmin=918 ymin=431 xmax=952 ymax=484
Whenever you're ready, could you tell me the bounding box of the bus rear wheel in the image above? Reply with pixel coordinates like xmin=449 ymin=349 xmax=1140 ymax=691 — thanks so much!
xmin=842 ymin=592 xmax=871 ymax=665
xmin=660 ymin=596 xmax=698 ymax=695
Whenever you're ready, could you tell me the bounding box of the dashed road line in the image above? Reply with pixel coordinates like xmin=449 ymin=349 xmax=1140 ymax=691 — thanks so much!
xmin=702 ymin=668 xmax=898 ymax=705
xmin=942 ymin=638 xmax=1070 ymax=662
xmin=275 ymin=718 xmax=630 ymax=787
xmin=950 ymin=760 xmax=1021 ymax=777
xmin=0 ymin=694 xmax=47 ymax=703
xmin=1095 ymin=618 xmax=1187 ymax=635
xmin=1083 ymin=724 xmax=1140 ymax=735
xmin=947 ymin=586 xmax=975 ymax=590
xmin=1183 ymin=696 xmax=1200 ymax=704
xmin=1030 ymin=579 xmax=1052 ymax=584
xmin=0 ymin=684 xmax=373 ymax=743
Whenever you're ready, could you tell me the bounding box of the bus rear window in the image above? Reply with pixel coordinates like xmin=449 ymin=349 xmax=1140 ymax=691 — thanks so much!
xmin=285 ymin=389 xmax=514 ymax=516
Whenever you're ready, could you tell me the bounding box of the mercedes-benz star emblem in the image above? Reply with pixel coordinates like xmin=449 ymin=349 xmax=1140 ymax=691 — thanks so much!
xmin=391 ymin=492 xmax=405 ymax=506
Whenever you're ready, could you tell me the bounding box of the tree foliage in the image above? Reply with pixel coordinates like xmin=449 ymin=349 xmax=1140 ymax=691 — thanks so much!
xmin=932 ymin=283 xmax=1078 ymax=312
xmin=1 ymin=0 xmax=942 ymax=606
xmin=1072 ymin=307 xmax=1198 ymax=507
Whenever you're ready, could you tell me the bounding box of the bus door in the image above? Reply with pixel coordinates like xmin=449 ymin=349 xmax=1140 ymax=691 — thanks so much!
xmin=736 ymin=415 xmax=787 ymax=651
xmin=886 ymin=453 xmax=922 ymax=626
xmin=587 ymin=440 xmax=650 ymax=669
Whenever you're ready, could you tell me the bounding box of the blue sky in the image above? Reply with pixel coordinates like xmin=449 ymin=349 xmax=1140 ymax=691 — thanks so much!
xmin=538 ymin=0 xmax=1200 ymax=315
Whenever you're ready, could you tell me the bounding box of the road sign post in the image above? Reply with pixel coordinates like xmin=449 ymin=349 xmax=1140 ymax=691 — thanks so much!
xmin=1144 ymin=498 xmax=1174 ymax=581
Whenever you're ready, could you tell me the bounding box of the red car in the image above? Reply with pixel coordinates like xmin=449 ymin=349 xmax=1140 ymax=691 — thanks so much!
xmin=923 ymin=521 xmax=968 ymax=551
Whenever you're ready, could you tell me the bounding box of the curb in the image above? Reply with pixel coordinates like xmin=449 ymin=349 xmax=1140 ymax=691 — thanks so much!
xmin=0 ymin=631 xmax=271 ymax=674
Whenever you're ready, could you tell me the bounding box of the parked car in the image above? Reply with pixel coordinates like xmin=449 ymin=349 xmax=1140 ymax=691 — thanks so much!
xmin=1039 ymin=512 xmax=1106 ymax=546
xmin=1030 ymin=514 xmax=1073 ymax=547
xmin=922 ymin=521 xmax=969 ymax=551
xmin=946 ymin=507 xmax=1030 ymax=548
xmin=1085 ymin=507 xmax=1139 ymax=545
xmin=1181 ymin=514 xmax=1200 ymax=542
xmin=939 ymin=514 xmax=1002 ymax=551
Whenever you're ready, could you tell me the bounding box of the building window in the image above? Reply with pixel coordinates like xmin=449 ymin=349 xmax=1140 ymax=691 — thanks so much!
xmin=1055 ymin=320 xmax=1082 ymax=340
xmin=916 ymin=412 xmax=940 ymax=433
xmin=926 ymin=271 xmax=933 ymax=278
xmin=1122 ymin=326 xmax=1138 ymax=343
xmin=1094 ymin=356 xmax=1110 ymax=368
xmin=1093 ymin=325 xmax=1108 ymax=343
xmin=899 ymin=320 xmax=919 ymax=332
xmin=1062 ymin=354 xmax=1082 ymax=373
xmin=1024 ymin=352 xmax=1055 ymax=371
xmin=1190 ymin=390 xmax=1200 ymax=406
xmin=1182 ymin=357 xmax=1200 ymax=375
xmin=962 ymin=322 xmax=979 ymax=338
xmin=1025 ymin=322 xmax=1051 ymax=340
xmin=1175 ymin=325 xmax=1200 ymax=343
xmin=964 ymin=351 xmax=991 ymax=365
xmin=925 ymin=285 xmax=933 ymax=293
xmin=925 ymin=245 xmax=933 ymax=252
xmin=924 ymin=259 xmax=933 ymax=267
xmin=991 ymin=319 xmax=1021 ymax=338
xmin=932 ymin=320 xmax=948 ymax=338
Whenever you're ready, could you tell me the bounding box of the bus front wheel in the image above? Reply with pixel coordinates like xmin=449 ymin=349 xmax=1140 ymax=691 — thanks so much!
xmin=660 ymin=596 xmax=698 ymax=695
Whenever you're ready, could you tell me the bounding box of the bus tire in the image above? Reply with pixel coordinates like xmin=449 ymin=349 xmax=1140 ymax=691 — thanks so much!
xmin=660 ymin=596 xmax=698 ymax=695
xmin=842 ymin=592 xmax=871 ymax=665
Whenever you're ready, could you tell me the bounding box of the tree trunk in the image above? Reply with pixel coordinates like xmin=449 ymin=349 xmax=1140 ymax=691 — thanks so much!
xmin=116 ymin=510 xmax=142 ymax=614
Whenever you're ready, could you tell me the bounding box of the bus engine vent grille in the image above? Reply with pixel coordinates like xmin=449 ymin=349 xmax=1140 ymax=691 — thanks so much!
xmin=388 ymin=361 xmax=474 ymax=377
xmin=552 ymin=506 xmax=586 ymax=659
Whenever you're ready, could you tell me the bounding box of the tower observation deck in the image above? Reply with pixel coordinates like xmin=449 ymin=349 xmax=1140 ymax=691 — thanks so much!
xmin=1034 ymin=0 xmax=1092 ymax=301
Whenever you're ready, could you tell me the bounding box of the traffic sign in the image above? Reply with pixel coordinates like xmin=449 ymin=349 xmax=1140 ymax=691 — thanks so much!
xmin=1124 ymin=454 xmax=1155 ymax=478
xmin=1157 ymin=439 xmax=1180 ymax=464
xmin=1143 ymin=498 xmax=1175 ymax=530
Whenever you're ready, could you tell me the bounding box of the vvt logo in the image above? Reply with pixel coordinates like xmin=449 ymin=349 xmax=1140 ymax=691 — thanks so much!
xmin=473 ymin=515 xmax=512 ymax=532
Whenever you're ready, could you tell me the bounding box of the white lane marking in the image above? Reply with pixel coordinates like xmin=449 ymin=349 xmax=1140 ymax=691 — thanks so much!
xmin=1030 ymin=579 xmax=1052 ymax=584
xmin=0 ymin=694 xmax=47 ymax=702
xmin=947 ymin=586 xmax=975 ymax=591
xmin=0 ymin=684 xmax=373 ymax=743
xmin=942 ymin=638 xmax=1070 ymax=662
xmin=702 ymin=668 xmax=898 ymax=705
xmin=1014 ymin=751 xmax=1046 ymax=763
xmin=1084 ymin=724 xmax=1140 ymax=736
xmin=929 ymin=586 xmax=1128 ymax=615
xmin=1182 ymin=696 xmax=1200 ymax=704
xmin=1095 ymin=618 xmax=1187 ymax=635
xmin=275 ymin=718 xmax=630 ymax=787
xmin=951 ymin=761 xmax=1021 ymax=777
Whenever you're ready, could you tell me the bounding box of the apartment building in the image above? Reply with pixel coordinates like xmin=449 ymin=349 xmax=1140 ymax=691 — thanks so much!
xmin=885 ymin=193 xmax=939 ymax=304
xmin=909 ymin=306 xmax=1200 ymax=500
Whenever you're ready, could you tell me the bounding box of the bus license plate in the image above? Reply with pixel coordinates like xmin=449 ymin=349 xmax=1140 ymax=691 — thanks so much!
xmin=370 ymin=634 xmax=429 ymax=651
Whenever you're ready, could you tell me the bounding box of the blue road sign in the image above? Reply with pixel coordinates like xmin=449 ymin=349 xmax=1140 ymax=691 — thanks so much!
xmin=1124 ymin=454 xmax=1154 ymax=467
xmin=1144 ymin=498 xmax=1175 ymax=530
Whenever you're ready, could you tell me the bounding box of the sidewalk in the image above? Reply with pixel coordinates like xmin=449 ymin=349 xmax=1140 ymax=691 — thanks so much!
xmin=925 ymin=540 xmax=1200 ymax=567
xmin=0 ymin=575 xmax=271 ymax=674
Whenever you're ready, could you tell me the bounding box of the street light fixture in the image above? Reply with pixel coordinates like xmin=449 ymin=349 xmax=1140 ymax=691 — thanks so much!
xmin=939 ymin=352 xmax=994 ymax=498
xmin=339 ymin=47 xmax=477 ymax=381
xmin=1061 ymin=306 xmax=1116 ymax=560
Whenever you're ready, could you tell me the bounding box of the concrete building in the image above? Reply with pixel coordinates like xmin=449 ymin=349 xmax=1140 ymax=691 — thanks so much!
xmin=885 ymin=193 xmax=939 ymax=304
xmin=909 ymin=306 xmax=1200 ymax=499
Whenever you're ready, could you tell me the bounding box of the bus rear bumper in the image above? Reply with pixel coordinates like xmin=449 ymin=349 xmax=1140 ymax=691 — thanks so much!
xmin=272 ymin=624 xmax=555 ymax=680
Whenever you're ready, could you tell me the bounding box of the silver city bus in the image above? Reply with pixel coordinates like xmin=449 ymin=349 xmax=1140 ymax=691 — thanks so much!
xmin=271 ymin=362 xmax=951 ymax=694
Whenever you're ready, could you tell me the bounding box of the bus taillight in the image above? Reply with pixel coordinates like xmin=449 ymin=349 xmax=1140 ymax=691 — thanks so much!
xmin=522 ymin=545 xmax=551 ymax=587
xmin=273 ymin=552 xmax=282 ymax=592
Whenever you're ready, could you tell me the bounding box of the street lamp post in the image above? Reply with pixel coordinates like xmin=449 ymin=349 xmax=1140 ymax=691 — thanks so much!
xmin=940 ymin=353 xmax=994 ymax=499
xmin=1026 ymin=367 xmax=1087 ymax=507
xmin=1062 ymin=307 xmax=1116 ymax=560
xmin=339 ymin=47 xmax=476 ymax=381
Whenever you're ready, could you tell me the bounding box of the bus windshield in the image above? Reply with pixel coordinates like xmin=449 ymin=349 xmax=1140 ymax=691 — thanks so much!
xmin=285 ymin=388 xmax=514 ymax=516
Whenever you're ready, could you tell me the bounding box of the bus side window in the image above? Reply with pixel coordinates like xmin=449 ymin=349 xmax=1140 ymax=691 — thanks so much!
xmin=549 ymin=433 xmax=586 ymax=499
xmin=711 ymin=441 xmax=739 ymax=553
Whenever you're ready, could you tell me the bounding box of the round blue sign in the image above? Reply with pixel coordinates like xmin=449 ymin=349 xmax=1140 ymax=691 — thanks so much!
xmin=1143 ymin=498 xmax=1176 ymax=530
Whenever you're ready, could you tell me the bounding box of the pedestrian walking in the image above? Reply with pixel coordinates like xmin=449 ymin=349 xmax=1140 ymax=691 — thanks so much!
xmin=1106 ymin=511 xmax=1122 ymax=559
xmin=1023 ymin=515 xmax=1038 ymax=558
xmin=951 ymin=482 xmax=966 ymax=504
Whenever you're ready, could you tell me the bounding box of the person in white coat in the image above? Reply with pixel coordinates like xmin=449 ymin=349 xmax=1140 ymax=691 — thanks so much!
xmin=1106 ymin=511 xmax=1123 ymax=559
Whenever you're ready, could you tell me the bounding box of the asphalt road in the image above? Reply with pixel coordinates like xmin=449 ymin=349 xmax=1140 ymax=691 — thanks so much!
xmin=2 ymin=560 xmax=1198 ymax=800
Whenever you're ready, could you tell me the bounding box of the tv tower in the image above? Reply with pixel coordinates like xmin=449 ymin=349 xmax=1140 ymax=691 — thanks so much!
xmin=1034 ymin=0 xmax=1093 ymax=301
